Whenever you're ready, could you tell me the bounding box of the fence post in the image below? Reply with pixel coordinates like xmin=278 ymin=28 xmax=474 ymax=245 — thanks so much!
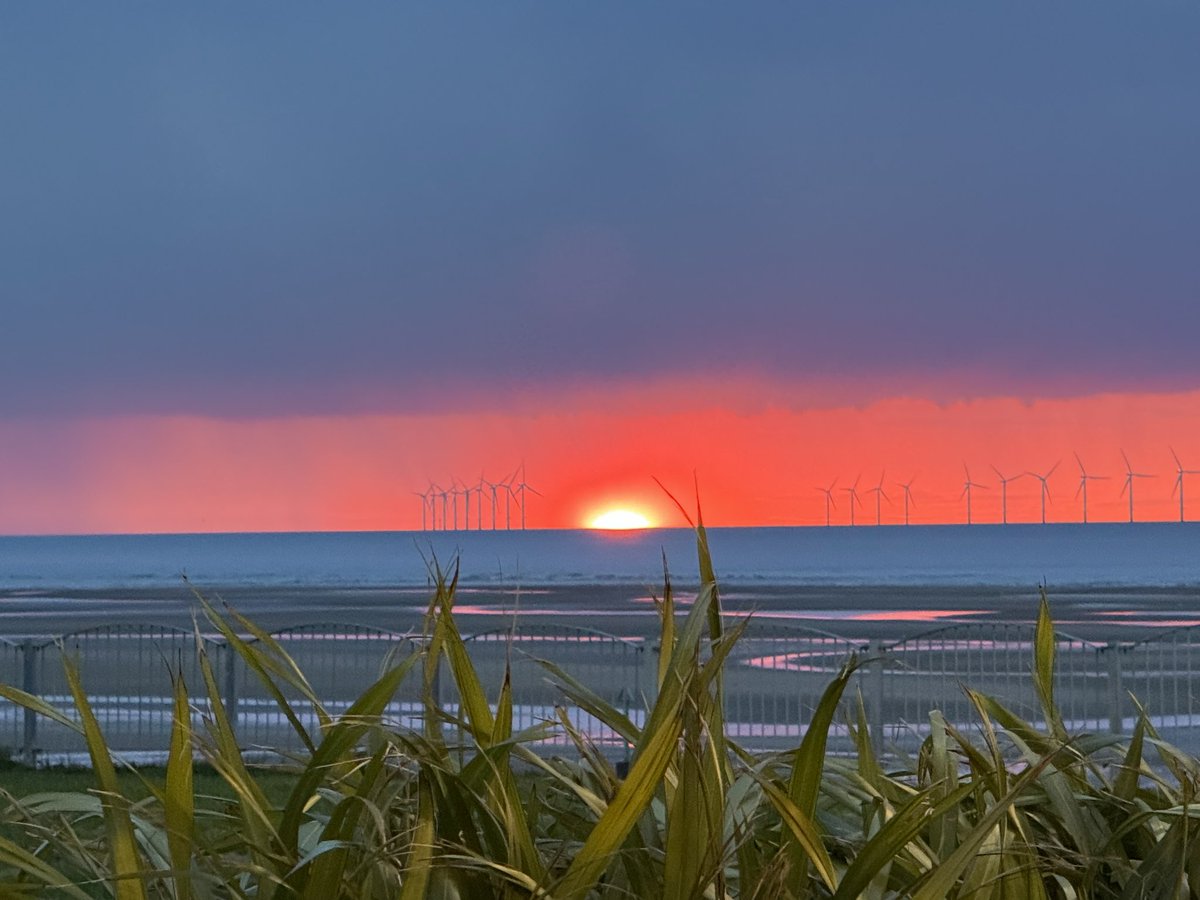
xmin=430 ymin=652 xmax=442 ymax=716
xmin=21 ymin=640 xmax=37 ymax=766
xmin=223 ymin=642 xmax=239 ymax=736
xmin=1106 ymin=642 xmax=1124 ymax=734
xmin=870 ymin=639 xmax=885 ymax=754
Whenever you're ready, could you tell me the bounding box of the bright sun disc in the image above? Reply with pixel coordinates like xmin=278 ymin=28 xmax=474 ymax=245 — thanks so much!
xmin=590 ymin=509 xmax=651 ymax=530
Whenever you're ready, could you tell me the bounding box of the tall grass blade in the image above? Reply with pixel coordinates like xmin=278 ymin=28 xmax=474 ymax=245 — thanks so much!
xmin=164 ymin=671 xmax=194 ymax=900
xmin=62 ymin=652 xmax=148 ymax=900
xmin=201 ymin=601 xmax=317 ymax=754
xmin=783 ymin=657 xmax=856 ymax=893
xmin=0 ymin=835 xmax=94 ymax=899
xmin=911 ymin=749 xmax=1064 ymax=900
xmin=398 ymin=772 xmax=436 ymax=900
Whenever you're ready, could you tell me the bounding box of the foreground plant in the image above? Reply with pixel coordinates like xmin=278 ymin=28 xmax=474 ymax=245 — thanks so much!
xmin=0 ymin=515 xmax=1198 ymax=897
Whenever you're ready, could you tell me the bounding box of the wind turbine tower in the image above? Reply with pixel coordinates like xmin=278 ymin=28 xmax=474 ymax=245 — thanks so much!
xmin=449 ymin=481 xmax=463 ymax=531
xmin=1026 ymin=461 xmax=1059 ymax=525
xmin=867 ymin=471 xmax=889 ymax=525
xmin=482 ymin=478 xmax=501 ymax=530
xmin=413 ymin=488 xmax=431 ymax=531
xmin=1120 ymin=450 xmax=1153 ymax=524
xmin=436 ymin=485 xmax=450 ymax=531
xmin=816 ymin=479 xmax=838 ymax=527
xmin=896 ymin=477 xmax=916 ymax=525
xmin=990 ymin=466 xmax=1023 ymax=525
xmin=961 ymin=465 xmax=987 ymax=525
xmin=474 ymin=476 xmax=486 ymax=529
xmin=1171 ymin=448 xmax=1200 ymax=523
xmin=1073 ymin=453 xmax=1107 ymax=524
xmin=500 ymin=470 xmax=517 ymax=530
xmin=843 ymin=475 xmax=863 ymax=527
xmin=513 ymin=464 xmax=541 ymax=530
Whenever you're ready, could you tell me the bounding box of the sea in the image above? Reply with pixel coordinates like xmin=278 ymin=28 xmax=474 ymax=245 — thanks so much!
xmin=1 ymin=523 xmax=1198 ymax=590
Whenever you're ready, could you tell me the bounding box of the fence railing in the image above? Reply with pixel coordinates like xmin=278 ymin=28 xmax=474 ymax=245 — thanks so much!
xmin=5 ymin=619 xmax=1200 ymax=764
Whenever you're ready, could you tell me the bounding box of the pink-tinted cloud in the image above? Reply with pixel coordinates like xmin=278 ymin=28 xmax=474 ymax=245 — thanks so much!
xmin=1 ymin=381 xmax=1198 ymax=534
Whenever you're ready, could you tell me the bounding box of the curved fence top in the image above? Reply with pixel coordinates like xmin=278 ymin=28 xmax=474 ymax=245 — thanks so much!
xmin=42 ymin=622 xmax=219 ymax=650
xmin=255 ymin=623 xmax=420 ymax=643
xmin=881 ymin=621 xmax=1105 ymax=653
xmin=734 ymin=619 xmax=868 ymax=649
xmin=1128 ymin=621 xmax=1200 ymax=649
xmin=463 ymin=623 xmax=643 ymax=650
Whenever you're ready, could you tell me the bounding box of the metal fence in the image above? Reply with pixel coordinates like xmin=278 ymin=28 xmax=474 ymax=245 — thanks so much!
xmin=3 ymin=619 xmax=1200 ymax=764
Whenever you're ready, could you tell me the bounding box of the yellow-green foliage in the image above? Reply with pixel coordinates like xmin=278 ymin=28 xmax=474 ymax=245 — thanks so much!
xmin=0 ymin=526 xmax=1199 ymax=898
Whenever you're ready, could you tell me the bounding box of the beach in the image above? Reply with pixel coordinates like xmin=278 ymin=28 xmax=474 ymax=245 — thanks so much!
xmin=3 ymin=580 xmax=1199 ymax=644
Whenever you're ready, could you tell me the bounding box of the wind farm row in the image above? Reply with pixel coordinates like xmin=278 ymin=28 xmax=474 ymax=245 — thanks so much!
xmin=817 ymin=449 xmax=1200 ymax=526
xmin=414 ymin=467 xmax=540 ymax=531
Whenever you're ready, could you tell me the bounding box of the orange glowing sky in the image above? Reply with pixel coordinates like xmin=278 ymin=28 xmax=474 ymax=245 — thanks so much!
xmin=2 ymin=380 xmax=1198 ymax=534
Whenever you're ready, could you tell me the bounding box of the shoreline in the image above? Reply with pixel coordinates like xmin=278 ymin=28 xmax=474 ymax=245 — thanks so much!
xmin=2 ymin=581 xmax=1198 ymax=643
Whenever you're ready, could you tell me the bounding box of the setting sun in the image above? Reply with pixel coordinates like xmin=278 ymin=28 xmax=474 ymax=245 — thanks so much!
xmin=589 ymin=509 xmax=652 ymax=530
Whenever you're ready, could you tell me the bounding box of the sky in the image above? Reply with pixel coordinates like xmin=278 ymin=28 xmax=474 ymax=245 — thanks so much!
xmin=2 ymin=4 xmax=1199 ymax=533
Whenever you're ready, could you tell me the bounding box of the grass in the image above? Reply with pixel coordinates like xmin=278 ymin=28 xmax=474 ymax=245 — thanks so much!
xmin=0 ymin=761 xmax=296 ymax=808
xmin=0 ymin=511 xmax=1198 ymax=897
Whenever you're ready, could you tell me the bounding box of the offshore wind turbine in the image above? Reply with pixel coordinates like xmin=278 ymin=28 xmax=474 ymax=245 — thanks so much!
xmin=482 ymin=477 xmax=501 ymax=530
xmin=1026 ymin=461 xmax=1059 ymax=525
xmin=474 ymin=475 xmax=486 ymax=529
xmin=513 ymin=463 xmax=541 ymax=530
xmin=990 ymin=466 xmax=1024 ymax=525
xmin=961 ymin=465 xmax=987 ymax=525
xmin=413 ymin=488 xmax=431 ymax=531
xmin=867 ymin=471 xmax=889 ymax=525
xmin=816 ymin=479 xmax=838 ymax=526
xmin=1170 ymin=448 xmax=1200 ymax=523
xmin=1119 ymin=450 xmax=1153 ymax=524
xmin=449 ymin=480 xmax=464 ymax=531
xmin=896 ymin=477 xmax=916 ymax=525
xmin=843 ymin=475 xmax=863 ymax=527
xmin=434 ymin=484 xmax=450 ymax=531
xmin=500 ymin=470 xmax=517 ymax=530
xmin=460 ymin=478 xmax=472 ymax=532
xmin=1073 ymin=453 xmax=1107 ymax=524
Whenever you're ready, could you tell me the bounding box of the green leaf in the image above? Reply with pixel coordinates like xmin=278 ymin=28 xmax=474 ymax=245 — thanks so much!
xmin=62 ymin=652 xmax=148 ymax=900
xmin=164 ymin=671 xmax=194 ymax=900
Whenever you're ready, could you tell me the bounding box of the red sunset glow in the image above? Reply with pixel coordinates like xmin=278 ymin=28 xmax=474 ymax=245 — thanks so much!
xmin=2 ymin=384 xmax=1198 ymax=534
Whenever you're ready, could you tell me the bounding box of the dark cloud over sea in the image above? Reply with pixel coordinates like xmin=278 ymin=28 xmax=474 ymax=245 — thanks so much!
xmin=2 ymin=4 xmax=1197 ymax=416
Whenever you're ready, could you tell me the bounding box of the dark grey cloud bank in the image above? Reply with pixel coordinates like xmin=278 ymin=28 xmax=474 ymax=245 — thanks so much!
xmin=2 ymin=4 xmax=1198 ymax=416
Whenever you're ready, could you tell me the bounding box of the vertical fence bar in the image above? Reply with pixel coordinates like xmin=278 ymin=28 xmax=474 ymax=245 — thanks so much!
xmin=21 ymin=640 xmax=37 ymax=765
xmin=1106 ymin=642 xmax=1123 ymax=734
xmin=223 ymin=641 xmax=239 ymax=736
xmin=870 ymin=639 xmax=885 ymax=753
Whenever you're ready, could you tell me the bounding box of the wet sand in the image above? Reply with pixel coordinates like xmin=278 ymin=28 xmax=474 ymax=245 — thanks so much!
xmin=3 ymin=581 xmax=1199 ymax=643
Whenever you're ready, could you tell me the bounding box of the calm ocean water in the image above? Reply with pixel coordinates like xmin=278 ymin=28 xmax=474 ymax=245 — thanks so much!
xmin=1 ymin=524 xmax=1198 ymax=590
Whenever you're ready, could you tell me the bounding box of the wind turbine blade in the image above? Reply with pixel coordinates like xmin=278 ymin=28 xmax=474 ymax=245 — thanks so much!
xmin=1119 ymin=477 xmax=1129 ymax=498
xmin=990 ymin=464 xmax=1003 ymax=480
xmin=1172 ymin=446 xmax=1182 ymax=470
xmin=1121 ymin=449 xmax=1132 ymax=473
xmin=527 ymin=486 xmax=543 ymax=497
xmin=1074 ymin=451 xmax=1085 ymax=474
xmin=1046 ymin=459 xmax=1061 ymax=479
xmin=1074 ymin=480 xmax=1082 ymax=500
xmin=1172 ymin=475 xmax=1181 ymax=498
